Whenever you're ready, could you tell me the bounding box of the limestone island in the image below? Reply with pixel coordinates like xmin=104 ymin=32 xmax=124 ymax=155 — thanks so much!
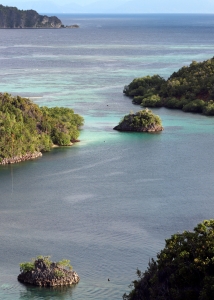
xmin=18 ymin=256 xmax=80 ymax=287
xmin=114 ymin=109 xmax=163 ymax=132
xmin=0 ymin=4 xmax=64 ymax=28
xmin=0 ymin=93 xmax=84 ymax=165
xmin=124 ymin=56 xmax=214 ymax=116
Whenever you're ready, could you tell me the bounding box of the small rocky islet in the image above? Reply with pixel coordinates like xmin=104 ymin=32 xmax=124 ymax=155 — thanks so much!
xmin=114 ymin=109 xmax=164 ymax=132
xmin=18 ymin=256 xmax=80 ymax=287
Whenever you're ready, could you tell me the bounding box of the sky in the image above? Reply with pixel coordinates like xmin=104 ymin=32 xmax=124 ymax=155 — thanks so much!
xmin=1 ymin=0 xmax=214 ymax=14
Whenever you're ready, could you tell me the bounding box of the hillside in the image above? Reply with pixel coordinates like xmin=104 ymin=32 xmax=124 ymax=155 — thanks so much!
xmin=124 ymin=57 xmax=214 ymax=115
xmin=123 ymin=220 xmax=214 ymax=300
xmin=0 ymin=4 xmax=62 ymax=28
xmin=0 ymin=93 xmax=84 ymax=164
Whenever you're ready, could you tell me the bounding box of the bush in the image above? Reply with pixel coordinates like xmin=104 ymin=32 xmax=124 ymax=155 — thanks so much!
xmin=141 ymin=94 xmax=161 ymax=107
xmin=54 ymin=269 xmax=65 ymax=278
xmin=57 ymin=259 xmax=72 ymax=270
xmin=163 ymin=97 xmax=188 ymax=109
xmin=182 ymin=99 xmax=205 ymax=113
xmin=203 ymin=101 xmax=214 ymax=115
xmin=133 ymin=96 xmax=144 ymax=105
xmin=20 ymin=262 xmax=35 ymax=273
xmin=123 ymin=220 xmax=214 ymax=300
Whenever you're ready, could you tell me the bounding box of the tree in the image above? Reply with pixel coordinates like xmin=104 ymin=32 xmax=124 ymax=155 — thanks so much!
xmin=123 ymin=220 xmax=214 ymax=300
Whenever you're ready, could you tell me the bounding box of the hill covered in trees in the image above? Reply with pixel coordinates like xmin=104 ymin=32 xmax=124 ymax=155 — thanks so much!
xmin=123 ymin=220 xmax=214 ymax=300
xmin=124 ymin=57 xmax=214 ymax=115
xmin=0 ymin=93 xmax=84 ymax=164
xmin=0 ymin=4 xmax=62 ymax=28
xmin=114 ymin=109 xmax=163 ymax=132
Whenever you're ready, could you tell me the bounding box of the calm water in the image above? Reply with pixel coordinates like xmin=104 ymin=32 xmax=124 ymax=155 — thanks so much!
xmin=1 ymin=14 xmax=214 ymax=300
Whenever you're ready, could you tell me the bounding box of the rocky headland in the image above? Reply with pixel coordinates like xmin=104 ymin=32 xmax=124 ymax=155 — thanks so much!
xmin=18 ymin=257 xmax=80 ymax=287
xmin=0 ymin=4 xmax=62 ymax=28
xmin=114 ymin=109 xmax=163 ymax=132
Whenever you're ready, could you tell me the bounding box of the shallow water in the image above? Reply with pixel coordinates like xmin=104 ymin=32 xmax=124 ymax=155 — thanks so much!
xmin=1 ymin=14 xmax=214 ymax=300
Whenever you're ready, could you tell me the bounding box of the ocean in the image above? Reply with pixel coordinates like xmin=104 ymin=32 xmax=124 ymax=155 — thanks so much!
xmin=0 ymin=14 xmax=214 ymax=300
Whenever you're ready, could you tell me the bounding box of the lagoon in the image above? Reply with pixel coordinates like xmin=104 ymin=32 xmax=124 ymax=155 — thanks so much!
xmin=1 ymin=14 xmax=214 ymax=300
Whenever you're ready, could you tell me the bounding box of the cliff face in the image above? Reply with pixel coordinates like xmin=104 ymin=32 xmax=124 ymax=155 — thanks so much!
xmin=0 ymin=5 xmax=62 ymax=28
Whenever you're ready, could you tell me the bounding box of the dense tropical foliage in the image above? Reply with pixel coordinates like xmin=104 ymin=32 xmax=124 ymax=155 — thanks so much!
xmin=114 ymin=108 xmax=163 ymax=132
xmin=0 ymin=93 xmax=84 ymax=162
xmin=123 ymin=220 xmax=214 ymax=300
xmin=124 ymin=57 xmax=214 ymax=115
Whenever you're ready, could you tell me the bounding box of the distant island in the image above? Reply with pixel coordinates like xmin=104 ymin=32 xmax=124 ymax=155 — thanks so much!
xmin=124 ymin=57 xmax=214 ymax=115
xmin=0 ymin=4 xmax=79 ymax=29
xmin=18 ymin=255 xmax=80 ymax=287
xmin=0 ymin=4 xmax=62 ymax=28
xmin=114 ymin=109 xmax=163 ymax=132
xmin=0 ymin=93 xmax=84 ymax=165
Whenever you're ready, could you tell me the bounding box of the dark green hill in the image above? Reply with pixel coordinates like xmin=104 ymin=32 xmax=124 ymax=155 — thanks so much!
xmin=0 ymin=93 xmax=84 ymax=164
xmin=123 ymin=220 xmax=214 ymax=300
xmin=0 ymin=4 xmax=62 ymax=28
xmin=124 ymin=57 xmax=214 ymax=115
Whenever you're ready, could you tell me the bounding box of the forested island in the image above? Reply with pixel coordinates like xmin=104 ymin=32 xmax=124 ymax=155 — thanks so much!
xmin=124 ymin=57 xmax=214 ymax=115
xmin=123 ymin=220 xmax=214 ymax=300
xmin=0 ymin=4 xmax=62 ymax=28
xmin=114 ymin=109 xmax=163 ymax=132
xmin=0 ymin=93 xmax=84 ymax=164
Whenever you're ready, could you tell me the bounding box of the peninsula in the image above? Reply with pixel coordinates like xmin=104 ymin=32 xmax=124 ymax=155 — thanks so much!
xmin=114 ymin=109 xmax=163 ymax=132
xmin=0 ymin=93 xmax=84 ymax=165
xmin=18 ymin=256 xmax=80 ymax=287
xmin=124 ymin=57 xmax=214 ymax=115
xmin=0 ymin=4 xmax=62 ymax=28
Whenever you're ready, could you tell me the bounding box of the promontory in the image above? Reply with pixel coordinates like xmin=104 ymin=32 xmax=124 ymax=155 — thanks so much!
xmin=123 ymin=56 xmax=214 ymax=115
xmin=114 ymin=109 xmax=163 ymax=132
xmin=0 ymin=4 xmax=62 ymax=28
xmin=0 ymin=93 xmax=84 ymax=165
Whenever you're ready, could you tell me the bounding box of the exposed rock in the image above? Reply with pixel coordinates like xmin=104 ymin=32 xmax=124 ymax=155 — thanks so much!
xmin=18 ymin=258 xmax=80 ymax=287
xmin=114 ymin=109 xmax=164 ymax=132
xmin=0 ymin=151 xmax=42 ymax=165
xmin=0 ymin=5 xmax=62 ymax=28
xmin=65 ymin=24 xmax=79 ymax=28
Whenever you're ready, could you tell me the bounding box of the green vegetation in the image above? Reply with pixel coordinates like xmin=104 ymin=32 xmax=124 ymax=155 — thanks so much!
xmin=124 ymin=57 xmax=214 ymax=115
xmin=123 ymin=220 xmax=214 ymax=300
xmin=114 ymin=109 xmax=163 ymax=132
xmin=57 ymin=259 xmax=72 ymax=270
xmin=122 ymin=109 xmax=162 ymax=128
xmin=20 ymin=261 xmax=35 ymax=273
xmin=54 ymin=269 xmax=65 ymax=278
xmin=19 ymin=255 xmax=72 ymax=274
xmin=0 ymin=93 xmax=84 ymax=162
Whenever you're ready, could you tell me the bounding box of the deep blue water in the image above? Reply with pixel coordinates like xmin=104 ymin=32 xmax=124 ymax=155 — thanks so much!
xmin=1 ymin=14 xmax=214 ymax=300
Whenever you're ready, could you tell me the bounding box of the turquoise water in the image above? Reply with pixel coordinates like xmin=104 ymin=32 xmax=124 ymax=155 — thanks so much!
xmin=1 ymin=14 xmax=214 ymax=299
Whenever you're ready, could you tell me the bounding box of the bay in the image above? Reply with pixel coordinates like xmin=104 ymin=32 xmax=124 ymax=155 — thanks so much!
xmin=0 ymin=14 xmax=214 ymax=299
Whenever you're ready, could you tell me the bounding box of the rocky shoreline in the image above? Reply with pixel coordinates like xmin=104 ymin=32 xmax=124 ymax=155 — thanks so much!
xmin=0 ymin=151 xmax=42 ymax=165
